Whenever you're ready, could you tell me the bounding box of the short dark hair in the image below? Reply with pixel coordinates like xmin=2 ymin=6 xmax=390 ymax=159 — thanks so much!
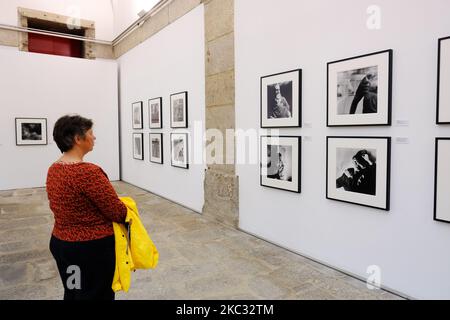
xmin=53 ymin=115 xmax=93 ymax=153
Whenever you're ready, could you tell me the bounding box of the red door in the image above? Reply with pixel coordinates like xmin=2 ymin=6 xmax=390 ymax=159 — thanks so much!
xmin=28 ymin=33 xmax=82 ymax=58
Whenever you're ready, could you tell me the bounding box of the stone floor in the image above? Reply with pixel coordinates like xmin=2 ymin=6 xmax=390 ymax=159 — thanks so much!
xmin=0 ymin=181 xmax=403 ymax=300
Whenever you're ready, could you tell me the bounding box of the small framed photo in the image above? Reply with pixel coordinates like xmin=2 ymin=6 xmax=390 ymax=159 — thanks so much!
xmin=437 ymin=37 xmax=450 ymax=124
xmin=170 ymin=91 xmax=188 ymax=128
xmin=150 ymin=133 xmax=163 ymax=164
xmin=434 ymin=138 xmax=450 ymax=223
xmin=132 ymin=101 xmax=143 ymax=129
xmin=261 ymin=69 xmax=302 ymax=128
xmin=260 ymin=136 xmax=301 ymax=193
xmin=149 ymin=97 xmax=162 ymax=129
xmin=15 ymin=118 xmax=47 ymax=146
xmin=171 ymin=133 xmax=188 ymax=169
xmin=326 ymin=136 xmax=391 ymax=211
xmin=327 ymin=50 xmax=392 ymax=126
xmin=133 ymin=133 xmax=144 ymax=160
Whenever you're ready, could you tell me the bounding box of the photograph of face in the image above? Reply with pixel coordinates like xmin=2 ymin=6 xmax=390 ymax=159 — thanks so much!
xmin=267 ymin=81 xmax=293 ymax=119
xmin=151 ymin=103 xmax=160 ymax=123
xmin=152 ymin=137 xmax=160 ymax=158
xmin=337 ymin=66 xmax=378 ymax=115
xmin=260 ymin=136 xmax=300 ymax=193
xmin=173 ymin=98 xmax=184 ymax=122
xmin=266 ymin=145 xmax=293 ymax=182
xmin=336 ymin=148 xmax=377 ymax=196
xmin=21 ymin=123 xmax=42 ymax=141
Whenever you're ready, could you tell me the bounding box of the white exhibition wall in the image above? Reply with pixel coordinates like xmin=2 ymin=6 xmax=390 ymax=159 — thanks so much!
xmin=0 ymin=49 xmax=120 ymax=190
xmin=235 ymin=0 xmax=450 ymax=299
xmin=0 ymin=0 xmax=115 ymax=41
xmin=118 ymin=5 xmax=205 ymax=212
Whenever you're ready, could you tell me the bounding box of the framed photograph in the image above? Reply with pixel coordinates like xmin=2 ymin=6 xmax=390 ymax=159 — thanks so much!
xmin=15 ymin=118 xmax=47 ymax=146
xmin=150 ymin=133 xmax=163 ymax=164
xmin=327 ymin=50 xmax=392 ymax=126
xmin=133 ymin=133 xmax=144 ymax=160
xmin=260 ymin=136 xmax=301 ymax=193
xmin=326 ymin=136 xmax=391 ymax=211
xmin=437 ymin=37 xmax=450 ymax=124
xmin=171 ymin=133 xmax=188 ymax=169
xmin=132 ymin=101 xmax=143 ymax=129
xmin=261 ymin=69 xmax=302 ymax=128
xmin=170 ymin=91 xmax=188 ymax=128
xmin=149 ymin=97 xmax=162 ymax=129
xmin=434 ymin=138 xmax=450 ymax=223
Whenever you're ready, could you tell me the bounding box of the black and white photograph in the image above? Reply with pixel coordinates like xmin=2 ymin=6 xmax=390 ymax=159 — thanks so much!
xmin=437 ymin=37 xmax=450 ymax=124
xmin=171 ymin=133 xmax=188 ymax=169
xmin=150 ymin=133 xmax=163 ymax=164
xmin=434 ymin=138 xmax=450 ymax=223
xmin=335 ymin=148 xmax=377 ymax=196
xmin=327 ymin=50 xmax=392 ymax=126
xmin=170 ymin=91 xmax=188 ymax=128
xmin=132 ymin=101 xmax=143 ymax=129
xmin=15 ymin=118 xmax=47 ymax=146
xmin=260 ymin=136 xmax=301 ymax=193
xmin=149 ymin=97 xmax=162 ymax=129
xmin=133 ymin=133 xmax=144 ymax=160
xmin=261 ymin=69 xmax=301 ymax=128
xmin=326 ymin=137 xmax=390 ymax=210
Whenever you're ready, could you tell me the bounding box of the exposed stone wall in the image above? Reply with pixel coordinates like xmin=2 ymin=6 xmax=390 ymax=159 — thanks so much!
xmin=202 ymin=0 xmax=238 ymax=228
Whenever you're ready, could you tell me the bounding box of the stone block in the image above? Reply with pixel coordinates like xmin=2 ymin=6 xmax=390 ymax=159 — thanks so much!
xmin=247 ymin=274 xmax=294 ymax=299
xmin=168 ymin=0 xmax=201 ymax=23
xmin=94 ymin=43 xmax=114 ymax=60
xmin=205 ymin=0 xmax=234 ymax=42
xmin=206 ymin=70 xmax=235 ymax=107
xmin=0 ymin=263 xmax=32 ymax=288
xmin=206 ymin=32 xmax=234 ymax=76
xmin=0 ymin=216 xmax=49 ymax=232
xmin=33 ymin=260 xmax=58 ymax=281
xmin=206 ymin=104 xmax=235 ymax=130
xmin=202 ymin=170 xmax=239 ymax=227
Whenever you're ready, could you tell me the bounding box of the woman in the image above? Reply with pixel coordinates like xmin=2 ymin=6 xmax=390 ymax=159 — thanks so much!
xmin=46 ymin=115 xmax=127 ymax=300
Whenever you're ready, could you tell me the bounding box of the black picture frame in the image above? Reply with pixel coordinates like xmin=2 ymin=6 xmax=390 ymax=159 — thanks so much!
xmin=434 ymin=138 xmax=450 ymax=223
xmin=132 ymin=101 xmax=143 ymax=129
xmin=133 ymin=133 xmax=144 ymax=160
xmin=15 ymin=118 xmax=48 ymax=146
xmin=260 ymin=136 xmax=301 ymax=193
xmin=149 ymin=133 xmax=164 ymax=164
xmin=327 ymin=49 xmax=393 ymax=127
xmin=260 ymin=69 xmax=302 ymax=128
xmin=149 ymin=97 xmax=163 ymax=129
xmin=437 ymin=37 xmax=450 ymax=124
xmin=326 ymin=136 xmax=391 ymax=211
xmin=170 ymin=91 xmax=188 ymax=128
xmin=170 ymin=133 xmax=189 ymax=169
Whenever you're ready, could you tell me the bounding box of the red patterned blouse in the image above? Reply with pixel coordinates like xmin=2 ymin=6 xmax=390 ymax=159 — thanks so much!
xmin=46 ymin=162 xmax=127 ymax=242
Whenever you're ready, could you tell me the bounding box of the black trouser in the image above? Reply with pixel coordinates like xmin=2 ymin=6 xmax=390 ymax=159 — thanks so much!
xmin=49 ymin=235 xmax=116 ymax=300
